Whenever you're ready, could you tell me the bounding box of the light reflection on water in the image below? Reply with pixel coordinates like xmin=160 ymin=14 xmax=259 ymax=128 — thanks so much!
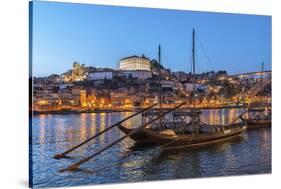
xmin=31 ymin=109 xmax=271 ymax=188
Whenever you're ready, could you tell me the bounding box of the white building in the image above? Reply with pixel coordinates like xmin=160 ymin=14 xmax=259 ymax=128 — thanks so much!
xmin=120 ymin=70 xmax=152 ymax=80
xmin=87 ymin=71 xmax=114 ymax=80
xmin=119 ymin=55 xmax=151 ymax=71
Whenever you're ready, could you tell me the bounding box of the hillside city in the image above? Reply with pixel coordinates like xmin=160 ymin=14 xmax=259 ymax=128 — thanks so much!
xmin=31 ymin=55 xmax=271 ymax=113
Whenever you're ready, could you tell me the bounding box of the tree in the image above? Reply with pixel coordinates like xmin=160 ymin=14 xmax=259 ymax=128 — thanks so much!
xmin=150 ymin=59 xmax=164 ymax=69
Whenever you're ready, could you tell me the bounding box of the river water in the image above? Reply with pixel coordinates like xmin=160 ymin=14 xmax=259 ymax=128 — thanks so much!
xmin=30 ymin=109 xmax=271 ymax=188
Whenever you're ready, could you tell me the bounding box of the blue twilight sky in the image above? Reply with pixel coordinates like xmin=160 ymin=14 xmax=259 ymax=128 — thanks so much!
xmin=31 ymin=1 xmax=272 ymax=77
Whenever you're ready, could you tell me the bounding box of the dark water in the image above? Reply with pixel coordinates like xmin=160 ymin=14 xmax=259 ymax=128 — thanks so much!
xmin=31 ymin=109 xmax=271 ymax=188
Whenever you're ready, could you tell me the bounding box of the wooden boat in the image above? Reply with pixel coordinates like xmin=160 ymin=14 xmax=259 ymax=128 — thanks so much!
xmin=118 ymin=109 xmax=247 ymax=148
xmin=117 ymin=109 xmax=193 ymax=145
xmin=143 ymin=122 xmax=246 ymax=150
xmin=241 ymin=117 xmax=271 ymax=129
xmin=117 ymin=124 xmax=155 ymax=145
xmin=117 ymin=118 xmax=193 ymax=145
xmin=241 ymin=108 xmax=271 ymax=129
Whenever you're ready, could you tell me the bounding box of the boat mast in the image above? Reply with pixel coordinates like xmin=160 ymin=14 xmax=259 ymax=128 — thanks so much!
xmin=192 ymin=29 xmax=196 ymax=108
xmin=158 ymin=45 xmax=162 ymax=109
xmin=158 ymin=45 xmax=162 ymax=126
xmin=191 ymin=28 xmax=198 ymax=134
xmin=261 ymin=61 xmax=264 ymax=95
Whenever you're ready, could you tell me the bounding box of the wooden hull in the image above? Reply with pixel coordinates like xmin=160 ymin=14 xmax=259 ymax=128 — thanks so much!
xmin=241 ymin=117 xmax=271 ymax=129
xmin=117 ymin=124 xmax=155 ymax=145
xmin=143 ymin=126 xmax=247 ymax=150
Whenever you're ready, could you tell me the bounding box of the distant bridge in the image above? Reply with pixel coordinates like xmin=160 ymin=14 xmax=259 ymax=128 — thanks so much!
xmin=246 ymin=79 xmax=271 ymax=96
xmin=230 ymin=70 xmax=271 ymax=80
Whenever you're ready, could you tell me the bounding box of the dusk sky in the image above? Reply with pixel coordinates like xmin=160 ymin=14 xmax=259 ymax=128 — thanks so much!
xmin=32 ymin=1 xmax=272 ymax=77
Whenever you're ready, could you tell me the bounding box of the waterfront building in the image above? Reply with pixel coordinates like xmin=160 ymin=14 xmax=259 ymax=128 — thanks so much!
xmin=33 ymin=87 xmax=61 ymax=111
xmin=110 ymin=91 xmax=128 ymax=107
xmin=128 ymin=94 xmax=141 ymax=107
xmin=80 ymin=90 xmax=87 ymax=108
xmin=86 ymin=89 xmax=97 ymax=108
xmin=71 ymin=88 xmax=87 ymax=107
xmin=58 ymin=89 xmax=72 ymax=109
xmin=145 ymin=95 xmax=158 ymax=105
xmin=119 ymin=55 xmax=151 ymax=71
xmin=87 ymin=94 xmax=96 ymax=108
xmin=95 ymin=97 xmax=111 ymax=108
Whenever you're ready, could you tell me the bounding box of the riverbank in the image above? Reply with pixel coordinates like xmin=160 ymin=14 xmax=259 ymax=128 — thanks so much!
xmin=31 ymin=102 xmax=271 ymax=115
xmin=32 ymin=109 xmax=135 ymax=115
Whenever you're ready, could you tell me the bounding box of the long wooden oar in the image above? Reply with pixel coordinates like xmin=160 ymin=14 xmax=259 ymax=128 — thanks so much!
xmin=199 ymin=110 xmax=248 ymax=127
xmin=227 ymin=109 xmax=248 ymax=126
xmin=59 ymin=102 xmax=185 ymax=172
xmin=53 ymin=104 xmax=157 ymax=159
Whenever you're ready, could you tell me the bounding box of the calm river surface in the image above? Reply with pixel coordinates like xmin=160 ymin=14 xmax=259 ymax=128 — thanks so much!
xmin=31 ymin=109 xmax=271 ymax=188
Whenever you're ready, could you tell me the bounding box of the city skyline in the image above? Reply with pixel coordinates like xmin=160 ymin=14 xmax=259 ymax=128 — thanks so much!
xmin=32 ymin=1 xmax=272 ymax=77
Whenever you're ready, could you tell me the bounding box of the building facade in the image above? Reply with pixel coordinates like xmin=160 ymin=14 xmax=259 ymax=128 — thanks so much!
xmin=88 ymin=71 xmax=114 ymax=80
xmin=71 ymin=62 xmax=86 ymax=81
xmin=119 ymin=55 xmax=151 ymax=71
xmin=120 ymin=70 xmax=152 ymax=80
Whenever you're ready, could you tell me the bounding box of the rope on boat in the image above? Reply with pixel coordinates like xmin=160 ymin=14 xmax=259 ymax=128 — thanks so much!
xmin=59 ymin=103 xmax=186 ymax=172
xmin=227 ymin=110 xmax=248 ymax=126
xmin=53 ymin=104 xmax=157 ymax=159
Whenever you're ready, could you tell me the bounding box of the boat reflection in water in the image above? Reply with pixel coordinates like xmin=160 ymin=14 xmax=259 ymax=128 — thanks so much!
xmin=31 ymin=108 xmax=271 ymax=188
